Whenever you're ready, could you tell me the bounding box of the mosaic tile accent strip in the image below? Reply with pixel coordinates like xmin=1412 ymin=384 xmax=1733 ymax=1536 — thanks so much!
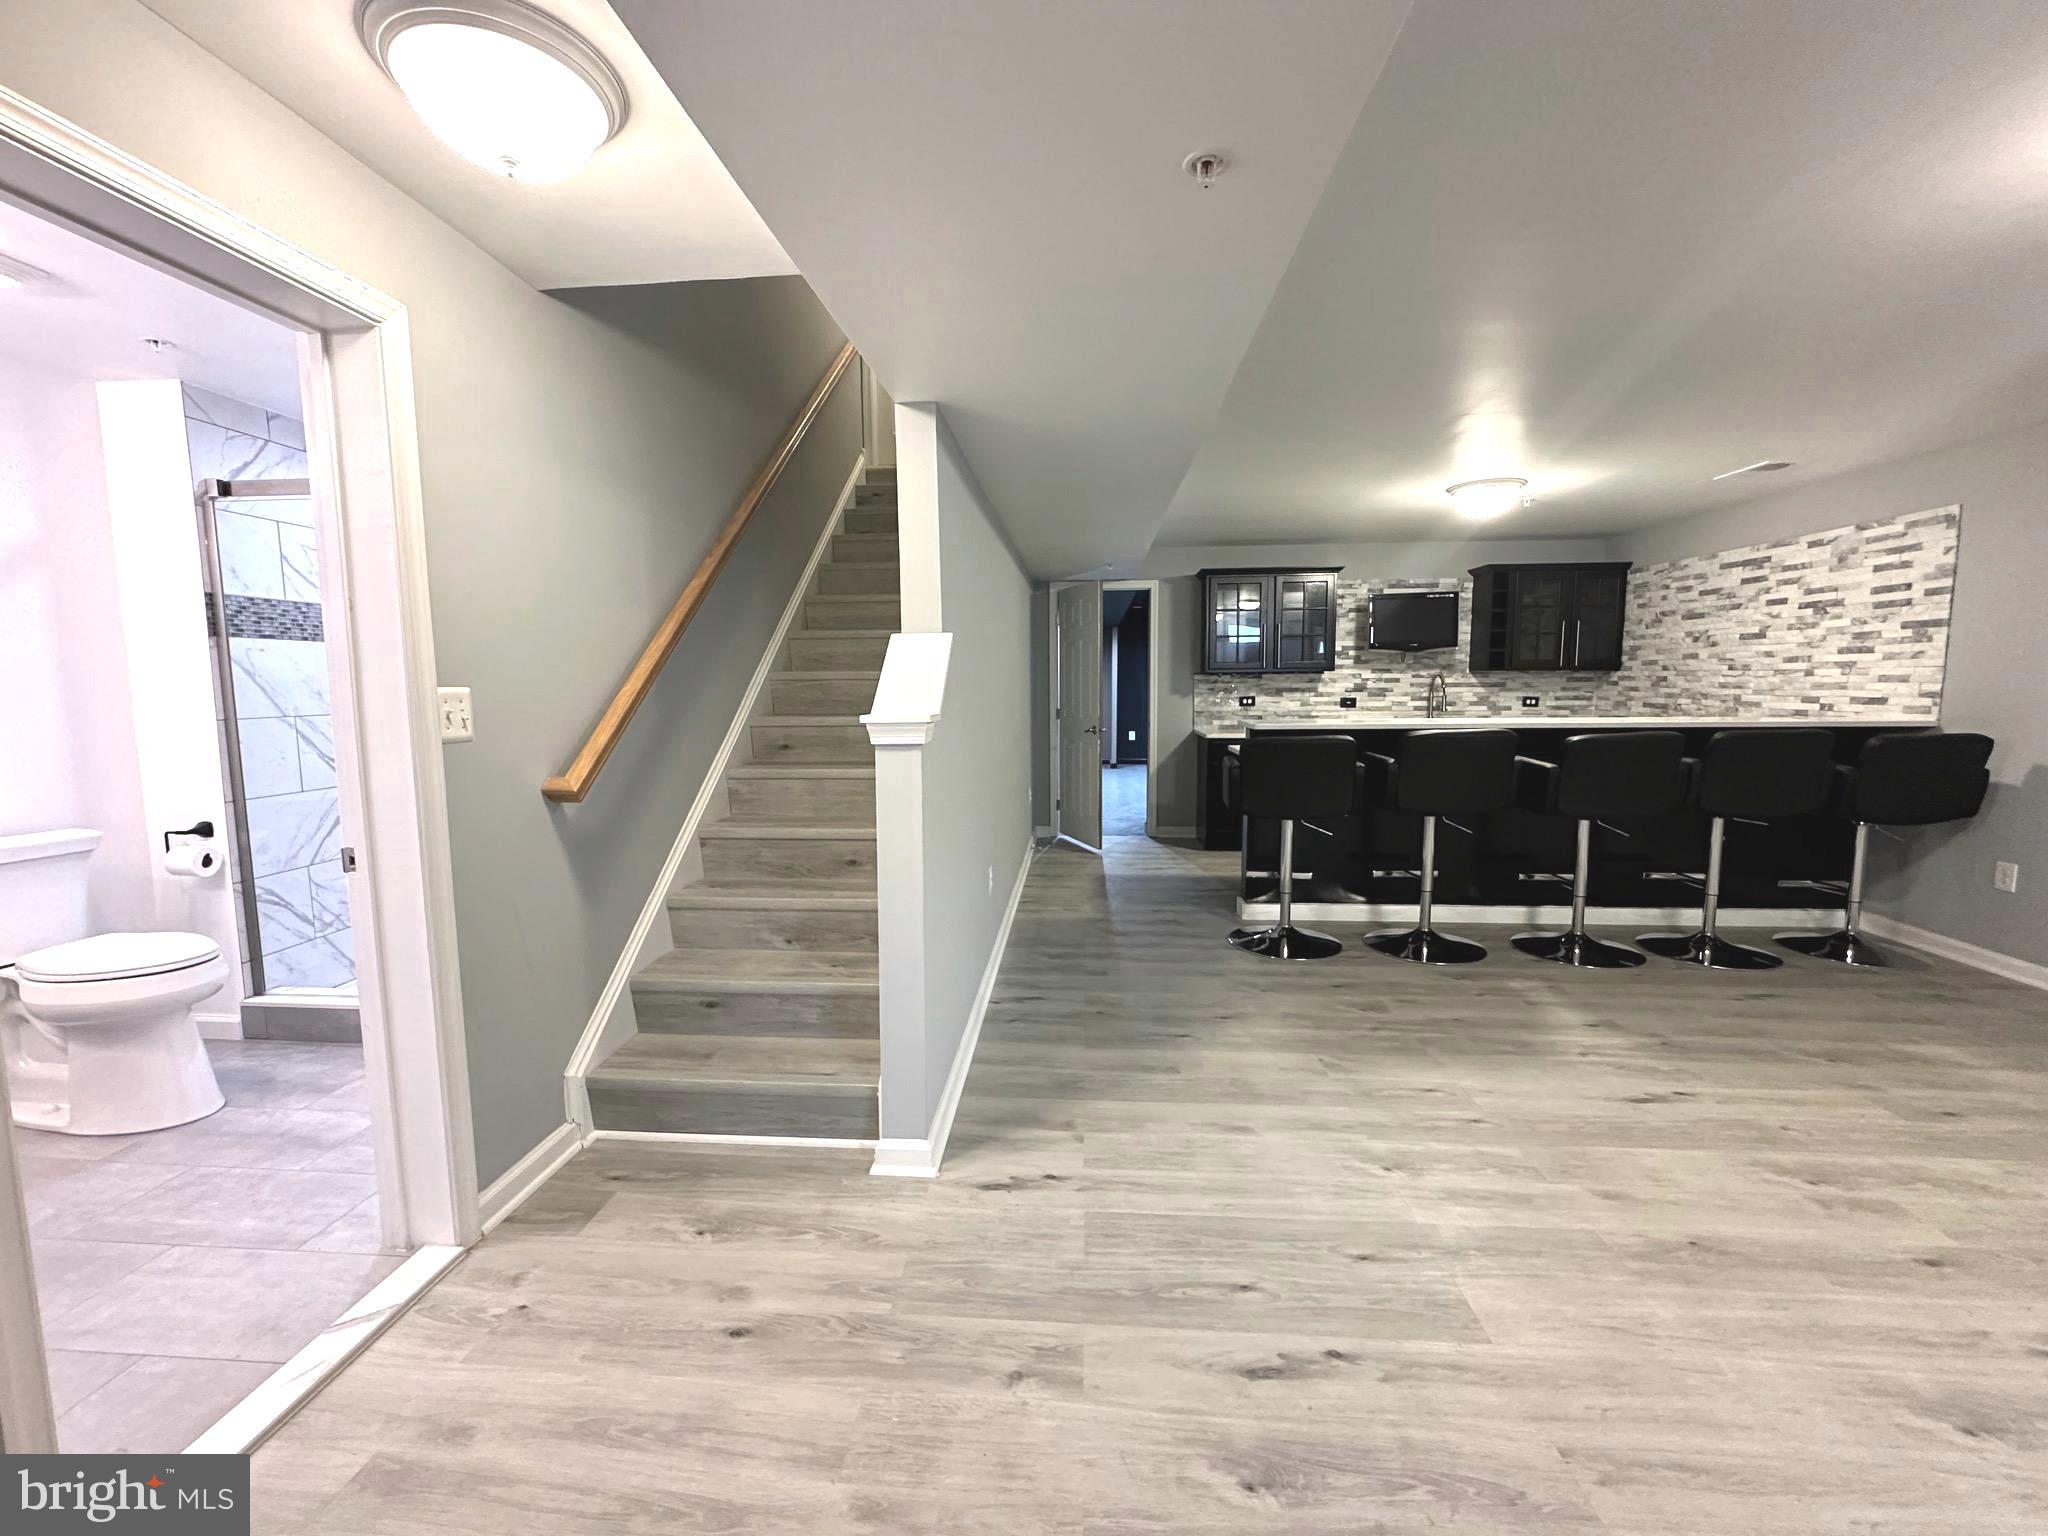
xmin=227 ymin=594 xmax=325 ymax=643
xmin=1195 ymin=507 xmax=1958 ymax=729
xmin=204 ymin=593 xmax=326 ymax=642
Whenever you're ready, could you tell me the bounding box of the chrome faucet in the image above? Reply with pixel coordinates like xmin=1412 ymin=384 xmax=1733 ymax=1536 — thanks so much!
xmin=1425 ymin=671 xmax=1449 ymax=718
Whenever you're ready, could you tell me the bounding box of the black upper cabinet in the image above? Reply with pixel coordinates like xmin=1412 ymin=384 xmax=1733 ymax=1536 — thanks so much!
xmin=1198 ymin=567 xmax=1342 ymax=674
xmin=1568 ymin=566 xmax=1628 ymax=670
xmin=1469 ymin=562 xmax=1631 ymax=672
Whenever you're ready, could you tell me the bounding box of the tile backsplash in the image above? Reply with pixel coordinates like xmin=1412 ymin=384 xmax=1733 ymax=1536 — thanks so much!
xmin=1195 ymin=507 xmax=1959 ymax=729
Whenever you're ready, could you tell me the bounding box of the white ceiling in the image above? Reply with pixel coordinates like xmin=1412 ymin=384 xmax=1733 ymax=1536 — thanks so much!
xmin=613 ymin=0 xmax=1413 ymax=577
xmin=613 ymin=0 xmax=2048 ymax=571
xmin=0 ymin=195 xmax=301 ymax=411
xmin=138 ymin=0 xmax=795 ymax=289
xmin=109 ymin=1 xmax=2048 ymax=566
xmin=1161 ymin=0 xmax=2048 ymax=546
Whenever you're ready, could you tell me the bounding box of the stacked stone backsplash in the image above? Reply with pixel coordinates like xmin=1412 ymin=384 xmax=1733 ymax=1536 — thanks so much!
xmin=1195 ymin=506 xmax=1958 ymax=728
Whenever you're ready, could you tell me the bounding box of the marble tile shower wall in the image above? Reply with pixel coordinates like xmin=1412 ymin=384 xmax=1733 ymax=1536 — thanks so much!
xmin=186 ymin=385 xmax=353 ymax=993
xmin=1194 ymin=507 xmax=1959 ymax=729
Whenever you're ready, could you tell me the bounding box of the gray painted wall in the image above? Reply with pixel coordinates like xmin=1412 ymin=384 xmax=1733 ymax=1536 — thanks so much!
xmin=1124 ymin=537 xmax=1614 ymax=832
xmin=4 ymin=3 xmax=858 ymax=1182
xmin=891 ymin=403 xmax=1035 ymax=1137
xmin=1619 ymin=419 xmax=2048 ymax=968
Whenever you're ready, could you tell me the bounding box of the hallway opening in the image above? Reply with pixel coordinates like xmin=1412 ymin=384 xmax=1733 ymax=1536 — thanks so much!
xmin=1101 ymin=582 xmax=1153 ymax=839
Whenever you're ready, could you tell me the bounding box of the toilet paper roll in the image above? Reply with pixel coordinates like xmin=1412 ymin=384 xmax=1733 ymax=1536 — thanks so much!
xmin=163 ymin=841 xmax=223 ymax=878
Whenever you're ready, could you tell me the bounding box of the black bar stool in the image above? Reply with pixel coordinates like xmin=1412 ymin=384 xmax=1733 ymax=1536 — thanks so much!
xmin=1639 ymin=728 xmax=1836 ymax=970
xmin=1228 ymin=733 xmax=1358 ymax=960
xmin=1776 ymin=731 xmax=1992 ymax=966
xmin=1363 ymin=727 xmax=1519 ymax=965
xmin=1512 ymin=730 xmax=1687 ymax=969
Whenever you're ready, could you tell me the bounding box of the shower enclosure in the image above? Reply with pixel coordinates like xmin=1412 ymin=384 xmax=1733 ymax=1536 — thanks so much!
xmin=195 ymin=476 xmax=360 ymax=1041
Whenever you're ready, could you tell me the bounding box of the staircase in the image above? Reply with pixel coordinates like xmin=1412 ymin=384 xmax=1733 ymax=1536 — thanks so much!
xmin=586 ymin=469 xmax=897 ymax=1139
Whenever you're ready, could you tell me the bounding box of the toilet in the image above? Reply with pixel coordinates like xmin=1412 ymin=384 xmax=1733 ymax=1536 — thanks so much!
xmin=0 ymin=828 xmax=227 ymax=1136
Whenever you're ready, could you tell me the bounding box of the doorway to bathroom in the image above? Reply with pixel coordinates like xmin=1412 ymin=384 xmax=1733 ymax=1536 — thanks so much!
xmin=0 ymin=94 xmax=473 ymax=1457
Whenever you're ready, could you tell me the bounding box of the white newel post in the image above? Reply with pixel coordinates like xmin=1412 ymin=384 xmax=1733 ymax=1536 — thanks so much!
xmin=861 ymin=632 xmax=953 ymax=1174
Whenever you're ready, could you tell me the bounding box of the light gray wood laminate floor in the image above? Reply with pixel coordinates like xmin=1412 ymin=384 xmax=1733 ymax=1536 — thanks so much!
xmin=252 ymin=834 xmax=2048 ymax=1533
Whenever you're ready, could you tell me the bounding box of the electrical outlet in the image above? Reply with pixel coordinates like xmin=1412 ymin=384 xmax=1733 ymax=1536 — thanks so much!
xmin=1127 ymin=729 xmax=1137 ymax=742
xmin=1994 ymin=860 xmax=2020 ymax=894
xmin=1238 ymin=695 xmax=1256 ymax=708
xmin=1339 ymin=696 xmax=1358 ymax=709
xmin=437 ymin=686 xmax=474 ymax=743
xmin=988 ymin=864 xmax=995 ymax=895
xmin=1521 ymin=696 xmax=1541 ymax=708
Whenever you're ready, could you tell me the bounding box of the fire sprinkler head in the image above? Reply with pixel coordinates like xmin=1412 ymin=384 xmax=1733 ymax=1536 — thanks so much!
xmin=1182 ymin=149 xmax=1228 ymax=188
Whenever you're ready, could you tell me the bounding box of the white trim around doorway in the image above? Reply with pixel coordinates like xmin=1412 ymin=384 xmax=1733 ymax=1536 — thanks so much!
xmin=0 ymin=84 xmax=477 ymax=1446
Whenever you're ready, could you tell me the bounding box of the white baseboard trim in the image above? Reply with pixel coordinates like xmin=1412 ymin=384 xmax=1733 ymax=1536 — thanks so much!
xmin=193 ymin=1010 xmax=243 ymax=1040
xmin=1860 ymin=914 xmax=2048 ymax=992
xmin=588 ymin=1129 xmax=878 ymax=1150
xmin=185 ymin=1242 xmax=462 ymax=1455
xmin=870 ymin=837 xmax=1035 ymax=1180
xmin=1245 ymin=901 xmax=1840 ymax=926
xmin=562 ymin=452 xmax=866 ymax=1132
xmin=478 ymin=1120 xmax=585 ymax=1234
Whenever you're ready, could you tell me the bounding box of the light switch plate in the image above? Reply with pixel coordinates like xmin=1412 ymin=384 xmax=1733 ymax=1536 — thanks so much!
xmin=438 ymin=686 xmax=475 ymax=743
xmin=1994 ymin=860 xmax=2019 ymax=893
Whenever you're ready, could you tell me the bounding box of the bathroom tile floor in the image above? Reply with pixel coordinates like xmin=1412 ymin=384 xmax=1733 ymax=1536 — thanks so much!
xmin=10 ymin=1039 xmax=406 ymax=1453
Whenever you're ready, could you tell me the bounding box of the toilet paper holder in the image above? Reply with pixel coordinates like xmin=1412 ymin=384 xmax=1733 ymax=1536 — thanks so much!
xmin=163 ymin=820 xmax=216 ymax=852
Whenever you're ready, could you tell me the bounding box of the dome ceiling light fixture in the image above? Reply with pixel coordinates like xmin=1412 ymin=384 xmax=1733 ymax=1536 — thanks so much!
xmin=359 ymin=0 xmax=629 ymax=184
xmin=0 ymin=252 xmax=53 ymax=291
xmin=1445 ymin=476 xmax=1531 ymax=520
xmin=1710 ymin=459 xmax=1794 ymax=481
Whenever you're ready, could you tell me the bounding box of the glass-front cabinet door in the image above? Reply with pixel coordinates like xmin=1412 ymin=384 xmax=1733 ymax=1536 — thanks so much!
xmin=1507 ymin=568 xmax=1571 ymax=669
xmin=1569 ymin=567 xmax=1627 ymax=670
xmin=1203 ymin=572 xmax=1270 ymax=674
xmin=1273 ymin=571 xmax=1336 ymax=671
xmin=1199 ymin=568 xmax=1343 ymax=674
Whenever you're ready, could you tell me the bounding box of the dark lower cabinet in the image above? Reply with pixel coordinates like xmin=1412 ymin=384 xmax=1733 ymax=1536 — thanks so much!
xmin=1471 ymin=562 xmax=1630 ymax=672
xmin=1199 ymin=567 xmax=1341 ymax=674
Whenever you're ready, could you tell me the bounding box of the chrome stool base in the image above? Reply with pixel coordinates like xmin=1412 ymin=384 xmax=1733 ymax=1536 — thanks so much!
xmin=1637 ymin=930 xmax=1782 ymax=970
xmin=1511 ymin=930 xmax=1647 ymax=969
xmin=1229 ymin=924 xmax=1343 ymax=961
xmin=1365 ymin=927 xmax=1488 ymax=966
xmin=1775 ymin=928 xmax=1889 ymax=967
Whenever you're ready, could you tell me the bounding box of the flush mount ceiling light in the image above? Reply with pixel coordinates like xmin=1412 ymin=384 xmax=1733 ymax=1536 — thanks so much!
xmin=359 ymin=0 xmax=628 ymax=184
xmin=1445 ymin=477 xmax=1530 ymax=520
xmin=0 ymin=252 xmax=53 ymax=291
xmin=1711 ymin=459 xmax=1794 ymax=481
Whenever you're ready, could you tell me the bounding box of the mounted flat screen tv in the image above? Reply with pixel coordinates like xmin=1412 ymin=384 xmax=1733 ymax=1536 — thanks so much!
xmin=1368 ymin=589 xmax=1459 ymax=652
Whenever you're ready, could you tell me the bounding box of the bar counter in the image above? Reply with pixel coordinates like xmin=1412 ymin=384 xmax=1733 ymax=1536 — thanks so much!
xmin=1195 ymin=716 xmax=1931 ymax=911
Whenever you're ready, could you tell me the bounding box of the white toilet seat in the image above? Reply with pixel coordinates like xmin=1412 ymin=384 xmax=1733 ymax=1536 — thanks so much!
xmin=15 ymin=931 xmax=220 ymax=984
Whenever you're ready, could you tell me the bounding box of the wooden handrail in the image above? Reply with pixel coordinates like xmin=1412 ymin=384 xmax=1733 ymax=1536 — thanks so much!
xmin=542 ymin=341 xmax=859 ymax=803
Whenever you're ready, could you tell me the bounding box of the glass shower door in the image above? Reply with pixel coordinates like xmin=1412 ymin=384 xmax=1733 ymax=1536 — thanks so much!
xmin=196 ymin=478 xmax=359 ymax=1039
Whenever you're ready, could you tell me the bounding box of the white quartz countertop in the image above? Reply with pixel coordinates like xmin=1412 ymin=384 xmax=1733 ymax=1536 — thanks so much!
xmin=1195 ymin=715 xmax=1929 ymax=740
